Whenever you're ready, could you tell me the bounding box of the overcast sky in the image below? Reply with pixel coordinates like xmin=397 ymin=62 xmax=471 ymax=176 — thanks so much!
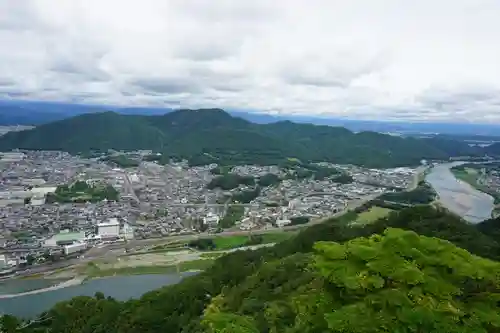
xmin=1 ymin=0 xmax=500 ymax=122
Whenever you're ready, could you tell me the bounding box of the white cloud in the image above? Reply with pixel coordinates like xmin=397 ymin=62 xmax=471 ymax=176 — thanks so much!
xmin=1 ymin=0 xmax=500 ymax=121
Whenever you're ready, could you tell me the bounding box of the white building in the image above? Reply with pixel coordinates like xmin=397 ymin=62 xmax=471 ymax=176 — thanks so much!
xmin=276 ymin=219 xmax=292 ymax=228
xmin=30 ymin=187 xmax=57 ymax=196
xmin=0 ymin=255 xmax=6 ymax=268
xmin=121 ymin=222 xmax=135 ymax=240
xmin=98 ymin=218 xmax=120 ymax=237
xmin=203 ymin=212 xmax=220 ymax=226
xmin=63 ymin=242 xmax=87 ymax=255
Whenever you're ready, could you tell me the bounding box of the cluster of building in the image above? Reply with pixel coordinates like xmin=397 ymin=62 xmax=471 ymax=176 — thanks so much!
xmin=476 ymin=166 xmax=500 ymax=197
xmin=0 ymin=150 xmax=419 ymax=270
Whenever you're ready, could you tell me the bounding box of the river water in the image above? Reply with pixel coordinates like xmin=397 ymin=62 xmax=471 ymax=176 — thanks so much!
xmin=425 ymin=162 xmax=494 ymax=223
xmin=0 ymin=273 xmax=196 ymax=318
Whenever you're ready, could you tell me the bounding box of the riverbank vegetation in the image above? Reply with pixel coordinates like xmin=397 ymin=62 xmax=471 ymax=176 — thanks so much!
xmin=102 ymin=154 xmax=140 ymax=168
xmin=4 ymin=205 xmax=500 ymax=332
xmin=83 ymin=259 xmax=215 ymax=279
xmin=376 ymin=181 xmax=436 ymax=206
xmin=189 ymin=232 xmax=295 ymax=251
xmin=451 ymin=164 xmax=500 ymax=204
xmin=350 ymin=206 xmax=393 ymax=225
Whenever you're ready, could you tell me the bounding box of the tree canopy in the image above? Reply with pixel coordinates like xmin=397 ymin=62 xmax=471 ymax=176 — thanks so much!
xmin=0 ymin=109 xmax=483 ymax=168
xmin=202 ymin=228 xmax=500 ymax=332
xmin=4 ymin=205 xmax=500 ymax=332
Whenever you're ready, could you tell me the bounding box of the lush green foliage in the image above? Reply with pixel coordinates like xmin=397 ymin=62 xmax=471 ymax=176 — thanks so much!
xmin=257 ymin=173 xmax=281 ymax=187
xmin=207 ymin=174 xmax=255 ymax=190
xmin=5 ymin=206 xmax=500 ymax=332
xmin=331 ymin=173 xmax=354 ymax=184
xmin=231 ymin=187 xmax=260 ymax=204
xmin=202 ymin=229 xmax=500 ymax=332
xmin=451 ymin=164 xmax=500 ymax=204
xmin=219 ymin=206 xmax=245 ymax=228
xmin=378 ymin=181 xmax=436 ymax=205
xmin=102 ymin=154 xmax=140 ymax=168
xmin=289 ymin=216 xmax=310 ymax=225
xmin=0 ymin=109 xmax=479 ymax=168
xmin=46 ymin=181 xmax=119 ymax=203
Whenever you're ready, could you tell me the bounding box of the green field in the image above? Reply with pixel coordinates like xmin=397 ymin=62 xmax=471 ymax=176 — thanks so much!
xmin=452 ymin=169 xmax=480 ymax=187
xmin=352 ymin=206 xmax=393 ymax=225
xmin=452 ymin=168 xmax=500 ymax=204
xmin=260 ymin=232 xmax=296 ymax=243
xmin=200 ymin=252 xmax=224 ymax=259
xmin=85 ymin=259 xmax=215 ymax=279
xmin=213 ymin=236 xmax=249 ymax=250
xmin=212 ymin=232 xmax=295 ymax=250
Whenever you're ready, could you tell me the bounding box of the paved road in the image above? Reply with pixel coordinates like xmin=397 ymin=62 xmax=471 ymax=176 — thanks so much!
xmin=122 ymin=172 xmax=140 ymax=203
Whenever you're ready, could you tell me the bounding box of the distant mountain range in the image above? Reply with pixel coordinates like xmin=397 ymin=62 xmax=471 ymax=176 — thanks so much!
xmin=0 ymin=108 xmax=485 ymax=168
xmin=1 ymin=100 xmax=500 ymax=136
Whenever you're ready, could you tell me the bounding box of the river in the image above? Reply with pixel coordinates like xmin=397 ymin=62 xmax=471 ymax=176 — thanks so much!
xmin=425 ymin=162 xmax=494 ymax=223
xmin=0 ymin=273 xmax=196 ymax=318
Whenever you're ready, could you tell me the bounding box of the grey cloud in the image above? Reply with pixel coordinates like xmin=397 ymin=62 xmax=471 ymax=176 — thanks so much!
xmin=0 ymin=1 xmax=40 ymax=31
xmin=1 ymin=91 xmax=32 ymax=98
xmin=48 ymin=51 xmax=111 ymax=82
xmin=281 ymin=51 xmax=386 ymax=88
xmin=172 ymin=42 xmax=236 ymax=61
xmin=283 ymin=74 xmax=350 ymax=88
xmin=49 ymin=60 xmax=88 ymax=75
xmin=417 ymin=87 xmax=500 ymax=117
xmin=0 ymin=78 xmax=14 ymax=86
xmin=173 ymin=0 xmax=278 ymax=23
xmin=187 ymin=66 xmax=253 ymax=92
xmin=1 ymin=1 xmax=500 ymax=122
xmin=130 ymin=77 xmax=201 ymax=94
xmin=209 ymin=84 xmax=245 ymax=93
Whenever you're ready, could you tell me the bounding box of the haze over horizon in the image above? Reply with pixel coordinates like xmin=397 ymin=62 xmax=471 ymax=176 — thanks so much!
xmin=1 ymin=0 xmax=500 ymax=122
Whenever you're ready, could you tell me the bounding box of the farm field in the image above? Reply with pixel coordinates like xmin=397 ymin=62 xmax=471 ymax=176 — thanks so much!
xmin=351 ymin=206 xmax=393 ymax=225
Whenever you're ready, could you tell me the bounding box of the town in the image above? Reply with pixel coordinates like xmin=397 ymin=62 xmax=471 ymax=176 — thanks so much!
xmin=0 ymin=150 xmax=418 ymax=275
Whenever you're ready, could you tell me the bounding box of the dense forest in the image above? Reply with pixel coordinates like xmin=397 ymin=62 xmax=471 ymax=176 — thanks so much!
xmin=0 ymin=109 xmax=484 ymax=168
xmin=377 ymin=181 xmax=436 ymax=206
xmin=4 ymin=205 xmax=500 ymax=332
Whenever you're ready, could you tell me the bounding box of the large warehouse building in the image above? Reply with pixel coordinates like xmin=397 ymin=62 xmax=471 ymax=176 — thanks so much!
xmin=44 ymin=230 xmax=86 ymax=247
xmin=97 ymin=218 xmax=120 ymax=237
xmin=63 ymin=242 xmax=87 ymax=255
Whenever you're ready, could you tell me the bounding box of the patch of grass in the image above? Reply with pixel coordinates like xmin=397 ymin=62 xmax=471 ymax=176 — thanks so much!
xmin=453 ymin=169 xmax=480 ymax=187
xmin=18 ymin=273 xmax=45 ymax=280
xmin=86 ymin=259 xmax=215 ymax=278
xmin=125 ymin=247 xmax=189 ymax=256
xmin=178 ymin=259 xmax=214 ymax=271
xmin=260 ymin=232 xmax=296 ymax=243
xmin=200 ymin=253 xmax=224 ymax=259
xmin=452 ymin=168 xmax=500 ymax=204
xmin=352 ymin=206 xmax=393 ymax=225
xmin=213 ymin=236 xmax=249 ymax=250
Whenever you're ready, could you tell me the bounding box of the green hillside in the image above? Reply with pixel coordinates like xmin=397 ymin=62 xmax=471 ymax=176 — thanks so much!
xmin=4 ymin=206 xmax=500 ymax=332
xmin=0 ymin=109 xmax=479 ymax=168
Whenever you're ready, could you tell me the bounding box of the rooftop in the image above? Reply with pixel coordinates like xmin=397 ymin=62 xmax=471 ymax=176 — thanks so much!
xmin=98 ymin=221 xmax=120 ymax=227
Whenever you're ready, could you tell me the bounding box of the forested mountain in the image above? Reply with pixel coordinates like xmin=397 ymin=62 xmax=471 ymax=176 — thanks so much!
xmin=0 ymin=109 xmax=481 ymax=168
xmin=3 ymin=206 xmax=500 ymax=332
xmin=485 ymin=142 xmax=500 ymax=156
